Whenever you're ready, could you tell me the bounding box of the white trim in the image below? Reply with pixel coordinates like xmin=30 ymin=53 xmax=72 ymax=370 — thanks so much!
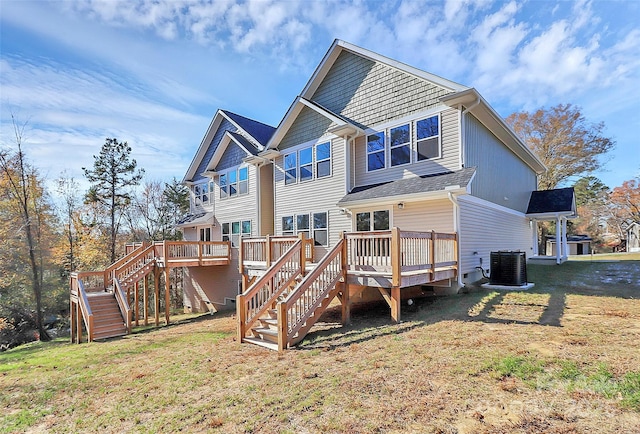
xmin=365 ymin=130 xmax=386 ymax=173
xmin=388 ymin=122 xmax=412 ymax=168
xmin=415 ymin=112 xmax=442 ymax=162
xmin=362 ymin=106 xmax=445 ymax=135
xmin=339 ymin=187 xmax=467 ymax=209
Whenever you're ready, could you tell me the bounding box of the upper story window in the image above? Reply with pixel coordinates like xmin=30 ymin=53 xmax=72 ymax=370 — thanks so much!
xmin=219 ymin=166 xmax=249 ymax=199
xmin=284 ymin=153 xmax=297 ymax=185
xmin=193 ymin=181 xmax=214 ymax=207
xmin=366 ymin=114 xmax=442 ymax=171
xmin=416 ymin=115 xmax=440 ymax=160
xmin=390 ymin=124 xmax=411 ymax=167
xmin=367 ymin=132 xmax=385 ymax=171
xmin=284 ymin=141 xmax=332 ymax=184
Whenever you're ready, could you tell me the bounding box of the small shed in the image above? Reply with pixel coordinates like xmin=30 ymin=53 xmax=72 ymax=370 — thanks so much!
xmin=546 ymin=234 xmax=592 ymax=256
xmin=526 ymin=187 xmax=577 ymax=264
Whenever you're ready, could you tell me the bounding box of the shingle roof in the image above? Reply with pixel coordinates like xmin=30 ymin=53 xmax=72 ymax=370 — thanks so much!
xmin=176 ymin=211 xmax=213 ymax=227
xmin=228 ymin=131 xmax=260 ymax=156
xmin=526 ymin=187 xmax=575 ymax=214
xmin=222 ymin=110 xmax=275 ymax=146
xmin=337 ymin=167 xmax=476 ymax=205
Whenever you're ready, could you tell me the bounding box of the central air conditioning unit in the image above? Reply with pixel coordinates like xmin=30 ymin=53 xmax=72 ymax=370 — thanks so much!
xmin=490 ymin=251 xmax=527 ymax=286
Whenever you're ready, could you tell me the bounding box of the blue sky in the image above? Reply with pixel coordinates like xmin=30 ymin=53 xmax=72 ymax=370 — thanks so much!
xmin=1 ymin=0 xmax=638 ymax=193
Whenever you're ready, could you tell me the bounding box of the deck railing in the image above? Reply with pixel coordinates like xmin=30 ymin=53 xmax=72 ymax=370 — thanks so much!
xmin=113 ymin=278 xmax=132 ymax=334
xmin=239 ymin=234 xmax=314 ymax=272
xmin=70 ymin=273 xmax=94 ymax=342
xmin=159 ymin=241 xmax=231 ymax=265
xmin=344 ymin=228 xmax=458 ymax=285
xmin=237 ymin=239 xmax=304 ymax=342
xmin=278 ymin=238 xmax=345 ymax=350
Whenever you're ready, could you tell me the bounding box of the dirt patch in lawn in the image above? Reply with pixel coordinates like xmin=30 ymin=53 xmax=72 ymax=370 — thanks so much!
xmin=1 ymin=258 xmax=639 ymax=433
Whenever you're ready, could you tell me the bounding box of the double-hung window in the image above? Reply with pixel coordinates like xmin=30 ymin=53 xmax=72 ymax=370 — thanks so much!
xmin=219 ymin=174 xmax=227 ymax=199
xmin=313 ymin=212 xmax=328 ymax=246
xmin=282 ymin=212 xmax=328 ymax=246
xmin=356 ymin=210 xmax=390 ymax=231
xmin=238 ymin=167 xmax=248 ymax=195
xmin=390 ymin=123 xmax=411 ymax=166
xmin=223 ymin=220 xmax=251 ymax=247
xmin=316 ymin=142 xmax=331 ymax=178
xmin=228 ymin=170 xmax=238 ymax=197
xmin=299 ymin=147 xmax=313 ymax=182
xmin=367 ymin=132 xmax=385 ymax=171
xmin=284 ymin=153 xmax=297 ymax=185
xmin=416 ymin=115 xmax=440 ymax=160
xmin=193 ymin=181 xmax=214 ymax=207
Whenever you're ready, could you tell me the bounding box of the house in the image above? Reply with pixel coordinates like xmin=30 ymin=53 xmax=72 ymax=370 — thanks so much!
xmin=625 ymin=221 xmax=640 ymax=252
xmin=71 ymin=39 xmax=566 ymax=349
xmin=546 ymin=234 xmax=592 ymax=256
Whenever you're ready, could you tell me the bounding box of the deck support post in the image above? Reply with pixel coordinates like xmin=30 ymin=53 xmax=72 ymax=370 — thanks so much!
xmin=237 ymin=294 xmax=246 ymax=343
xmin=340 ymin=233 xmax=350 ymax=325
xmin=70 ymin=300 xmax=76 ymax=343
xmin=391 ymin=286 xmax=401 ymax=323
xmin=76 ymin=302 xmax=82 ymax=344
xmin=143 ymin=273 xmax=149 ymax=326
xmin=299 ymin=232 xmax=306 ymax=276
xmin=277 ymin=301 xmax=287 ymax=352
xmin=134 ymin=281 xmax=139 ymax=327
xmin=265 ymin=234 xmax=272 ymax=268
xmin=164 ymin=266 xmax=170 ymax=325
xmin=391 ymin=227 xmax=401 ymax=287
xmin=154 ymin=269 xmax=160 ymax=326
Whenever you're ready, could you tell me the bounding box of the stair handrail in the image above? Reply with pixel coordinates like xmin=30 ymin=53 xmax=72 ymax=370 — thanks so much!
xmin=112 ymin=243 xmax=157 ymax=288
xmin=73 ymin=274 xmax=95 ymax=342
xmin=236 ymin=239 xmax=303 ymax=343
xmin=103 ymin=242 xmax=149 ymax=288
xmin=277 ymin=238 xmax=345 ymax=350
xmin=113 ymin=278 xmax=131 ymax=334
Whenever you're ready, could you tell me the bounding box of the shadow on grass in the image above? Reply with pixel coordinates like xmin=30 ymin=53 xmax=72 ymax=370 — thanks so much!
xmin=298 ymin=260 xmax=640 ymax=350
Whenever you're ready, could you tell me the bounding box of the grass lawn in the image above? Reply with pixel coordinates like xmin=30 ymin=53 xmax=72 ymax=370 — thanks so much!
xmin=2 ymin=254 xmax=639 ymax=433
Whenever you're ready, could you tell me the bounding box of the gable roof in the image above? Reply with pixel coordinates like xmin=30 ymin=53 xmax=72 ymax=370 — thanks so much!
xmin=183 ymin=110 xmax=275 ymax=183
xmin=222 ymin=110 xmax=275 ymax=147
xmin=337 ymin=167 xmax=476 ymax=207
xmin=526 ymin=187 xmax=576 ymax=218
xmin=264 ymin=39 xmax=468 ymax=151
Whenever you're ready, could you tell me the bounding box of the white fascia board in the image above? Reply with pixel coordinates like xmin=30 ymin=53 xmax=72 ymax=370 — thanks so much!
xmin=527 ymin=211 xmax=577 ymax=220
xmin=182 ymin=110 xmax=224 ymax=183
xmin=338 ymin=187 xmax=467 ymax=209
xmin=441 ymin=89 xmax=546 ymax=175
xmin=302 ymin=39 xmax=469 ymax=98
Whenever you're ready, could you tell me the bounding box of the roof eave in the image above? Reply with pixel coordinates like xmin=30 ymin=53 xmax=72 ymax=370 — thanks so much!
xmin=337 ymin=187 xmax=468 ymax=208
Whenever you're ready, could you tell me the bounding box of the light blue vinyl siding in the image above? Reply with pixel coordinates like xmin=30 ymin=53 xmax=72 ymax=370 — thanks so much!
xmin=464 ymin=114 xmax=537 ymax=213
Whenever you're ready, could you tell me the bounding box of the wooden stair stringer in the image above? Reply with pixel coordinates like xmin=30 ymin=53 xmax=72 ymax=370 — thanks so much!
xmin=288 ymin=281 xmax=344 ymax=347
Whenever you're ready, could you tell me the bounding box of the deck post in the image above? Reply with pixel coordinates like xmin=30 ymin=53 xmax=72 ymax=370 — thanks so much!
xmin=340 ymin=233 xmax=350 ymax=325
xmin=430 ymin=230 xmax=436 ymax=282
xmin=154 ymin=268 xmax=160 ymax=326
xmin=299 ymin=232 xmax=306 ymax=276
xmin=277 ymin=301 xmax=287 ymax=352
xmin=238 ymin=237 xmax=244 ymax=274
xmin=391 ymin=285 xmax=401 ymax=323
xmin=391 ymin=227 xmax=401 ymax=287
xmin=143 ymin=273 xmax=149 ymax=326
xmin=237 ymin=294 xmax=246 ymax=343
xmin=70 ymin=300 xmax=76 ymax=343
xmin=265 ymin=234 xmax=272 ymax=268
xmin=164 ymin=266 xmax=170 ymax=325
xmin=76 ymin=302 xmax=82 ymax=344
xmin=134 ymin=281 xmax=139 ymax=327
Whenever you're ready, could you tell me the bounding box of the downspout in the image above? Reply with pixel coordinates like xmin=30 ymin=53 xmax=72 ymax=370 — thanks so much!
xmin=460 ymin=97 xmax=481 ymax=170
xmin=447 ymin=192 xmax=463 ymax=288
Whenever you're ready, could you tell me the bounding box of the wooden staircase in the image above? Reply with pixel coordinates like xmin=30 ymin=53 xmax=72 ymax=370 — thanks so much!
xmin=238 ymin=237 xmax=347 ymax=351
xmin=86 ymin=292 xmax=129 ymax=340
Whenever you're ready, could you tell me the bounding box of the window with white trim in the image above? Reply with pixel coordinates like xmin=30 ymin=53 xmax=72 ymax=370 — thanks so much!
xmin=283 ymin=141 xmax=332 ymax=184
xmin=282 ymin=212 xmax=328 ymax=246
xmin=219 ymin=167 xmax=249 ymax=199
xmin=416 ymin=115 xmax=440 ymax=160
xmin=193 ymin=181 xmax=214 ymax=207
xmin=356 ymin=210 xmax=390 ymax=231
xmin=316 ymin=142 xmax=331 ymax=178
xmin=390 ymin=123 xmax=411 ymax=166
xmin=284 ymin=153 xmax=297 ymax=185
xmin=367 ymin=132 xmax=385 ymax=171
xmin=199 ymin=227 xmax=211 ymax=242
xmin=313 ymin=212 xmax=328 ymax=246
xmin=222 ymin=220 xmax=251 ymax=247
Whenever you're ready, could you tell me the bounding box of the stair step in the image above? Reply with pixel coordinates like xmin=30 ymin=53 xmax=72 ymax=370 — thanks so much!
xmin=259 ymin=318 xmax=278 ymax=327
xmin=251 ymin=327 xmax=278 ymax=343
xmin=243 ymin=337 xmax=279 ymax=351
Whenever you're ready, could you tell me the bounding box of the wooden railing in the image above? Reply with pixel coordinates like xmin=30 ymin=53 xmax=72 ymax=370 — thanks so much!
xmin=239 ymin=234 xmax=314 ymax=272
xmin=278 ymin=238 xmax=345 ymax=350
xmin=103 ymin=243 xmax=147 ymax=288
xmin=160 ymin=241 xmax=231 ymax=265
xmin=70 ymin=273 xmax=94 ymax=342
xmin=344 ymin=228 xmax=458 ymax=285
xmin=237 ymin=239 xmax=304 ymax=343
xmin=113 ymin=278 xmax=132 ymax=334
xmin=113 ymin=244 xmax=156 ymax=288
